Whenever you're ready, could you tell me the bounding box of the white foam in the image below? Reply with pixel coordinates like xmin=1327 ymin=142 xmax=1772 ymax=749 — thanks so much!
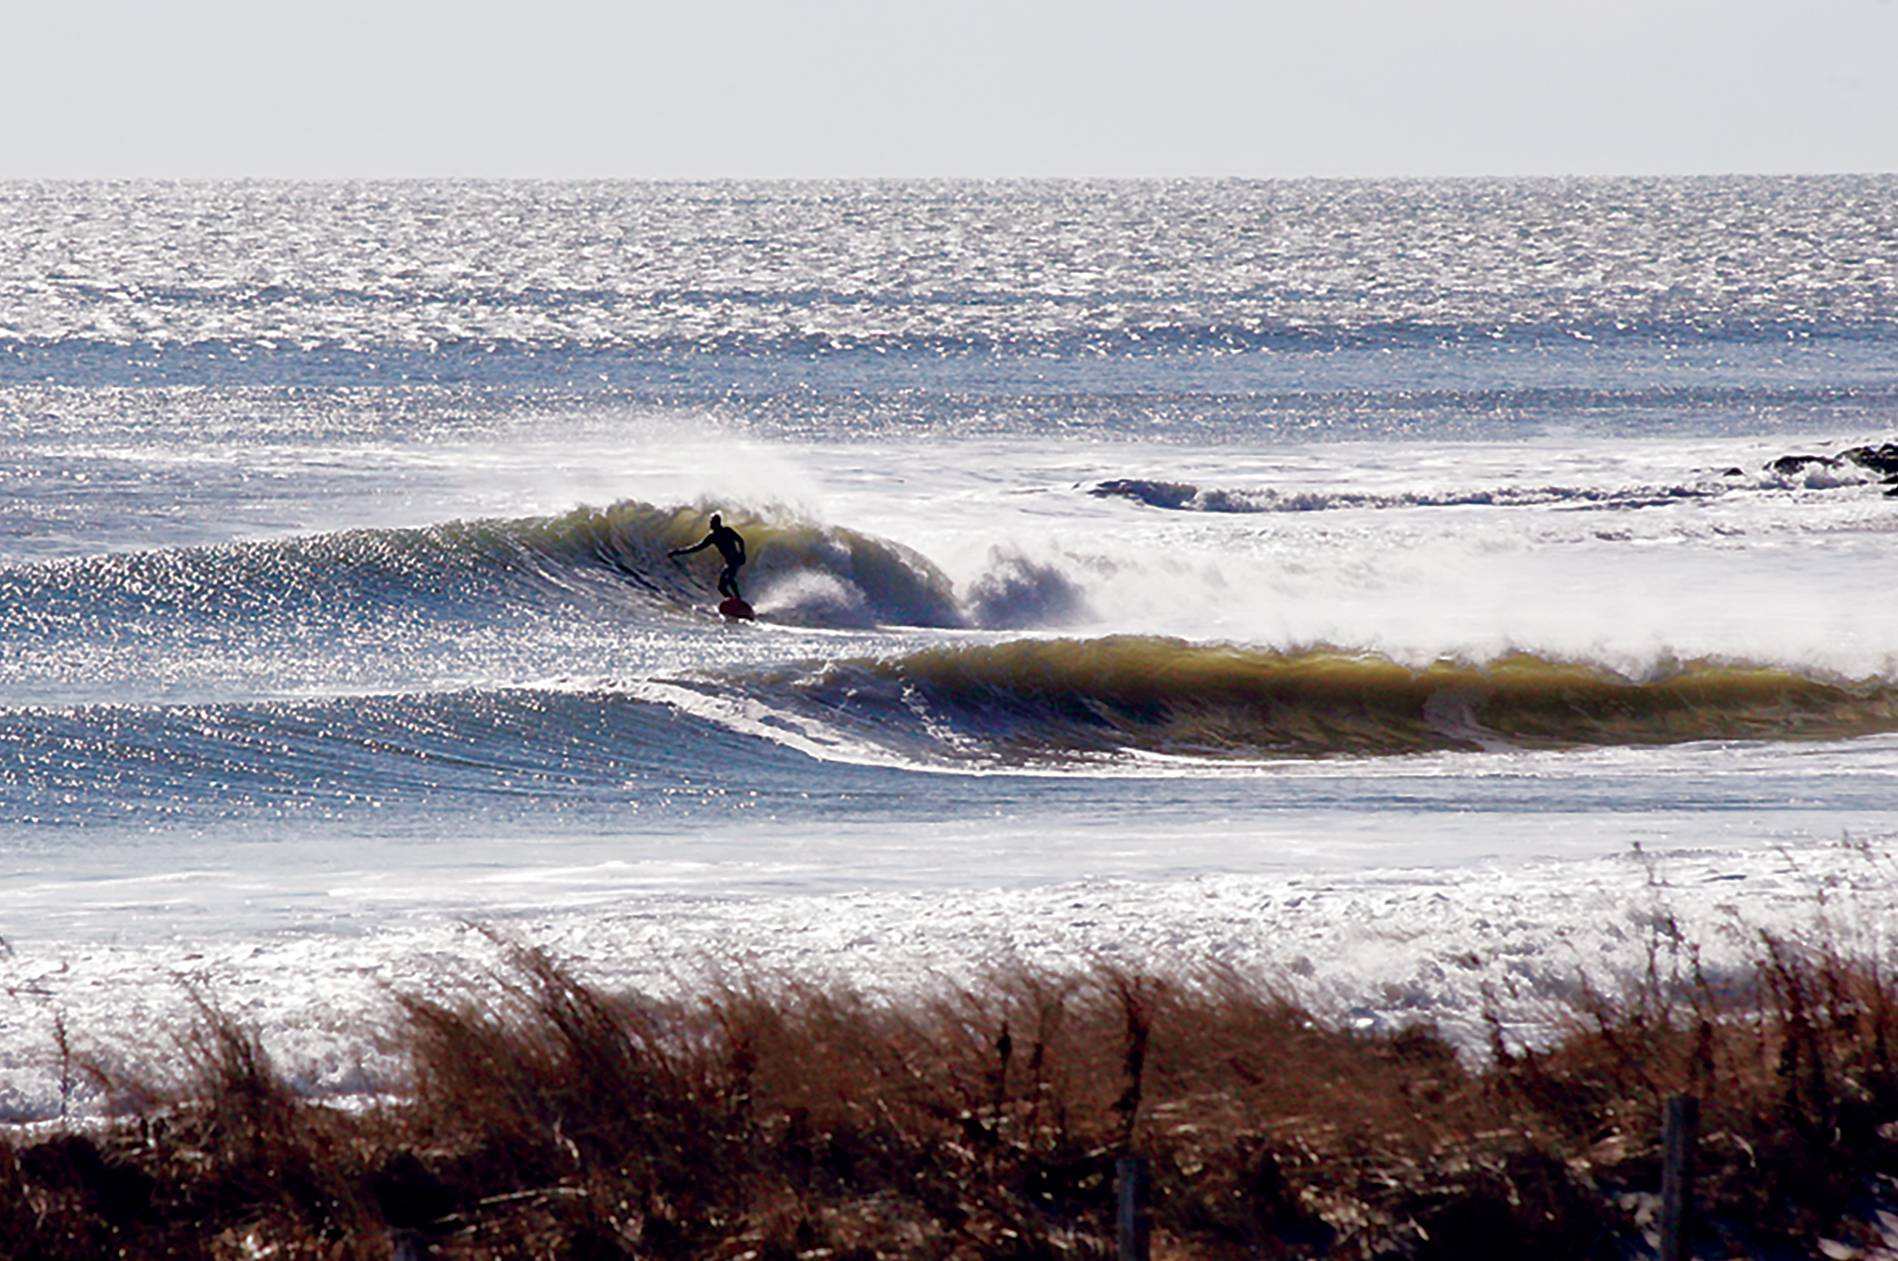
xmin=6 ymin=834 xmax=1894 ymax=1123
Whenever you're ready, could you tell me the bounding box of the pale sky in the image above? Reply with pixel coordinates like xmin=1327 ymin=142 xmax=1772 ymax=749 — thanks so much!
xmin=6 ymin=0 xmax=1895 ymax=178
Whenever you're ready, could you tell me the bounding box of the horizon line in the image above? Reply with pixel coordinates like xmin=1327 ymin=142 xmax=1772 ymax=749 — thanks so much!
xmin=3 ymin=169 xmax=1893 ymax=184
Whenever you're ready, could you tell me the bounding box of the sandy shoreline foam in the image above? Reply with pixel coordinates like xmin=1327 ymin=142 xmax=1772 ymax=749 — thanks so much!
xmin=7 ymin=835 xmax=1895 ymax=1125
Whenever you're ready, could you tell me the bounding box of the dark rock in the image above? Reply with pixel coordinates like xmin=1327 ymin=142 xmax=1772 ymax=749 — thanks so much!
xmin=1766 ymin=454 xmax=1838 ymax=476
xmin=1764 ymin=438 xmax=1898 ymax=485
xmin=1090 ymin=478 xmax=1200 ymax=510
xmin=1721 ymin=467 xmax=1746 ymax=477
xmin=1841 ymin=442 xmax=1898 ymax=477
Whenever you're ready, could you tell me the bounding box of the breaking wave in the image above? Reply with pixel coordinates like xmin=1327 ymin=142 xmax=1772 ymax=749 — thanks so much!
xmin=717 ymin=637 xmax=1898 ymax=764
xmin=530 ymin=501 xmax=965 ymax=627
xmin=9 ymin=637 xmax=1898 ymax=827
xmin=0 ymin=499 xmax=971 ymax=642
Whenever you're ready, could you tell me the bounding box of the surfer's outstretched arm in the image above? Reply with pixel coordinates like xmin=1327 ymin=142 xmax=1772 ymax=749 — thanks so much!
xmin=669 ymin=534 xmax=712 ymax=558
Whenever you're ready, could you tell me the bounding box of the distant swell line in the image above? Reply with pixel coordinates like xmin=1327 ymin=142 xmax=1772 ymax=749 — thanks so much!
xmin=1088 ymin=477 xmax=1744 ymax=514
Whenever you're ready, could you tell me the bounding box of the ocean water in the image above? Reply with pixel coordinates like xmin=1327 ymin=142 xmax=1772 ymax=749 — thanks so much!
xmin=3 ymin=178 xmax=1898 ymax=1118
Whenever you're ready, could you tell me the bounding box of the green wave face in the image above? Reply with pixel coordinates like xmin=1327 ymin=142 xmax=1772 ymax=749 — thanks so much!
xmin=771 ymin=637 xmax=1898 ymax=762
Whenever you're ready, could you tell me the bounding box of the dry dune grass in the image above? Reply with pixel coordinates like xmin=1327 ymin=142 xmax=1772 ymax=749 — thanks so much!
xmin=7 ymin=909 xmax=1898 ymax=1260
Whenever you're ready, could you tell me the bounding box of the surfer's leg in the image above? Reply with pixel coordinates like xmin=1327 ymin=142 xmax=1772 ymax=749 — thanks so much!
xmin=719 ymin=566 xmax=739 ymax=600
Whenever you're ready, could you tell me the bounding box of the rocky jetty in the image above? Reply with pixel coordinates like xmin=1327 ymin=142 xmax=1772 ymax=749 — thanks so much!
xmin=1766 ymin=441 xmax=1898 ymax=494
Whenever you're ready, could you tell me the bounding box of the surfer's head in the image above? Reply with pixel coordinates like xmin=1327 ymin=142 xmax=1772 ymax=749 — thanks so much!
xmin=709 ymin=513 xmax=722 ymax=528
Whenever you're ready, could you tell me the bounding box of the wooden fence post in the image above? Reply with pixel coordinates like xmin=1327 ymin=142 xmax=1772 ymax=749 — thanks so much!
xmin=1117 ymin=1153 xmax=1150 ymax=1261
xmin=1661 ymin=1093 xmax=1699 ymax=1261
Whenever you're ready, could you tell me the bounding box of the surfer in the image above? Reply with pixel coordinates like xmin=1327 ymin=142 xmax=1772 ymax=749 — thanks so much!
xmin=669 ymin=513 xmax=747 ymax=601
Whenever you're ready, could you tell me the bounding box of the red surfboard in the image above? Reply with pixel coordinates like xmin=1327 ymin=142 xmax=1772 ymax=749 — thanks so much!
xmin=717 ymin=597 xmax=756 ymax=620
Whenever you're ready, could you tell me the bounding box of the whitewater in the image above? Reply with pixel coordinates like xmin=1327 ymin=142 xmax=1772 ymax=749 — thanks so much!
xmin=3 ymin=177 xmax=1897 ymax=1119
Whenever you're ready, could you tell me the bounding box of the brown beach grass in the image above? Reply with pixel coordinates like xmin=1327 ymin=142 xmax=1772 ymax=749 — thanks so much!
xmin=7 ymin=912 xmax=1898 ymax=1259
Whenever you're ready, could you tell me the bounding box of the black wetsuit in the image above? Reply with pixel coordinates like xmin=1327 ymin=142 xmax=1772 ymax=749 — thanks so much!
xmin=675 ymin=524 xmax=747 ymax=600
